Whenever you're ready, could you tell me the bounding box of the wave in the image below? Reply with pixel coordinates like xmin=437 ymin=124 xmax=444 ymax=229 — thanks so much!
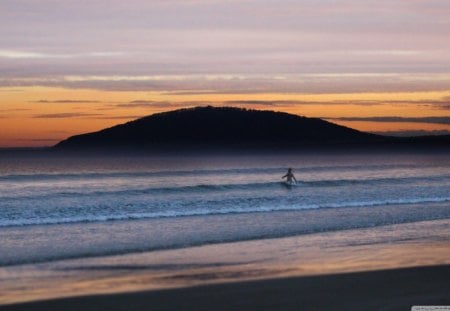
xmin=1 ymin=196 xmax=449 ymax=228
xmin=2 ymin=174 xmax=449 ymax=201
xmin=1 ymin=163 xmax=445 ymax=182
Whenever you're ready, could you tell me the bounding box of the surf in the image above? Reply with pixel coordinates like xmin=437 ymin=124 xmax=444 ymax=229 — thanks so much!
xmin=1 ymin=195 xmax=450 ymax=228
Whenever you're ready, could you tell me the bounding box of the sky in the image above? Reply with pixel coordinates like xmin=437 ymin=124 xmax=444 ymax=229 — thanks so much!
xmin=1 ymin=0 xmax=450 ymax=147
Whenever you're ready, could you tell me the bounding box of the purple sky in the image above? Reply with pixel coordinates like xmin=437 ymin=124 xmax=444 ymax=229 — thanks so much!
xmin=1 ymin=0 xmax=450 ymax=92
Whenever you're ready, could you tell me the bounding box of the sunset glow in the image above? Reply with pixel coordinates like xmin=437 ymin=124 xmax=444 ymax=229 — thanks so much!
xmin=1 ymin=0 xmax=449 ymax=147
xmin=1 ymin=87 xmax=450 ymax=147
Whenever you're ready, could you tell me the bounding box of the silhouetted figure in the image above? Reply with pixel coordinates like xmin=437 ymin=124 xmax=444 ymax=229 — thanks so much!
xmin=282 ymin=168 xmax=297 ymax=184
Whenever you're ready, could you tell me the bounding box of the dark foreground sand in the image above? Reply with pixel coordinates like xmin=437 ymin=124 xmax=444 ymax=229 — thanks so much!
xmin=2 ymin=265 xmax=449 ymax=311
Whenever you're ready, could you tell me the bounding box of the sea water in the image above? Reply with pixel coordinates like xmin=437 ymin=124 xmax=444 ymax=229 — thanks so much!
xmin=0 ymin=150 xmax=449 ymax=266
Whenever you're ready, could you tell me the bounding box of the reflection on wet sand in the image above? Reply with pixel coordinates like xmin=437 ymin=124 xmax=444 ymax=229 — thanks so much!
xmin=1 ymin=219 xmax=449 ymax=305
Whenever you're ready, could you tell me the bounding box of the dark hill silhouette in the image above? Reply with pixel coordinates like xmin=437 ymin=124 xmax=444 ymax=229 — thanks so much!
xmin=54 ymin=106 xmax=448 ymax=150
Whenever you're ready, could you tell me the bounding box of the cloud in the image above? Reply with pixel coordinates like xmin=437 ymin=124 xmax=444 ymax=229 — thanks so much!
xmin=0 ymin=88 xmax=23 ymax=92
xmin=0 ymin=108 xmax=31 ymax=112
xmin=118 ymin=100 xmax=326 ymax=109
xmin=116 ymin=100 xmax=209 ymax=108
xmin=222 ymin=100 xmax=384 ymax=106
xmin=372 ymin=130 xmax=450 ymax=137
xmin=0 ymin=50 xmax=48 ymax=59
xmin=2 ymin=73 xmax=450 ymax=94
xmin=0 ymin=50 xmax=124 ymax=59
xmin=33 ymin=113 xmax=102 ymax=118
xmin=32 ymin=100 xmax=100 ymax=104
xmin=112 ymin=99 xmax=450 ymax=113
xmin=116 ymin=100 xmax=174 ymax=108
xmin=95 ymin=115 xmax=145 ymax=120
xmin=224 ymin=100 xmax=279 ymax=106
xmin=15 ymin=138 xmax=62 ymax=142
xmin=161 ymin=90 xmax=224 ymax=95
xmin=1 ymin=0 xmax=450 ymax=83
xmin=323 ymin=116 xmax=450 ymax=125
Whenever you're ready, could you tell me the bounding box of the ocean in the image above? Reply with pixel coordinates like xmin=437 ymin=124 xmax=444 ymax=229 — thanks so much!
xmin=1 ymin=150 xmax=449 ymax=267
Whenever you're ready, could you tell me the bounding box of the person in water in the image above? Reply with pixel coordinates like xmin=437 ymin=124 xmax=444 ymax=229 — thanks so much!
xmin=282 ymin=168 xmax=297 ymax=184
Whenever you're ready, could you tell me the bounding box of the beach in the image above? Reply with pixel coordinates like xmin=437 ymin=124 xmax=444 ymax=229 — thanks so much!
xmin=0 ymin=151 xmax=449 ymax=309
xmin=1 ymin=219 xmax=449 ymax=309
xmin=3 ymin=265 xmax=449 ymax=311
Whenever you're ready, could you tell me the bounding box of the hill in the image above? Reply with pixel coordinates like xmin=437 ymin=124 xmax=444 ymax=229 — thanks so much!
xmin=54 ymin=106 xmax=446 ymax=150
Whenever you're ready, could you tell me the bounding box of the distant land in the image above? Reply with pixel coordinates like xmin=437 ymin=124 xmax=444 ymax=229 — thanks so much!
xmin=55 ymin=106 xmax=450 ymax=150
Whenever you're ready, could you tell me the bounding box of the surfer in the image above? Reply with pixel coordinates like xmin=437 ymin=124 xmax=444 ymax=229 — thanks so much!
xmin=282 ymin=168 xmax=297 ymax=184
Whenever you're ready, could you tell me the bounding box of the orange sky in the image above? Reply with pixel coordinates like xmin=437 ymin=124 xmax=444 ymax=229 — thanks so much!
xmin=1 ymin=87 xmax=449 ymax=147
xmin=2 ymin=1 xmax=450 ymax=147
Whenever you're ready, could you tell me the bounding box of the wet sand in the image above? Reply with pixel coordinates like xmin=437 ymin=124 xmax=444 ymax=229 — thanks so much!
xmin=1 ymin=219 xmax=449 ymax=310
xmin=2 ymin=265 xmax=450 ymax=311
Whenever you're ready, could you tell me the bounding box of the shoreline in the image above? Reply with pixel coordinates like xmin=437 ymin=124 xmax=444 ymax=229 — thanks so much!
xmin=2 ymin=265 xmax=449 ymax=311
xmin=2 ymin=201 xmax=450 ymax=267
xmin=1 ymin=219 xmax=449 ymax=307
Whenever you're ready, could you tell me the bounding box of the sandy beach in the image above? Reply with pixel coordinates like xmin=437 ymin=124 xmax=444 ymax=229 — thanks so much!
xmin=1 ymin=219 xmax=449 ymax=310
xmin=3 ymin=265 xmax=450 ymax=311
